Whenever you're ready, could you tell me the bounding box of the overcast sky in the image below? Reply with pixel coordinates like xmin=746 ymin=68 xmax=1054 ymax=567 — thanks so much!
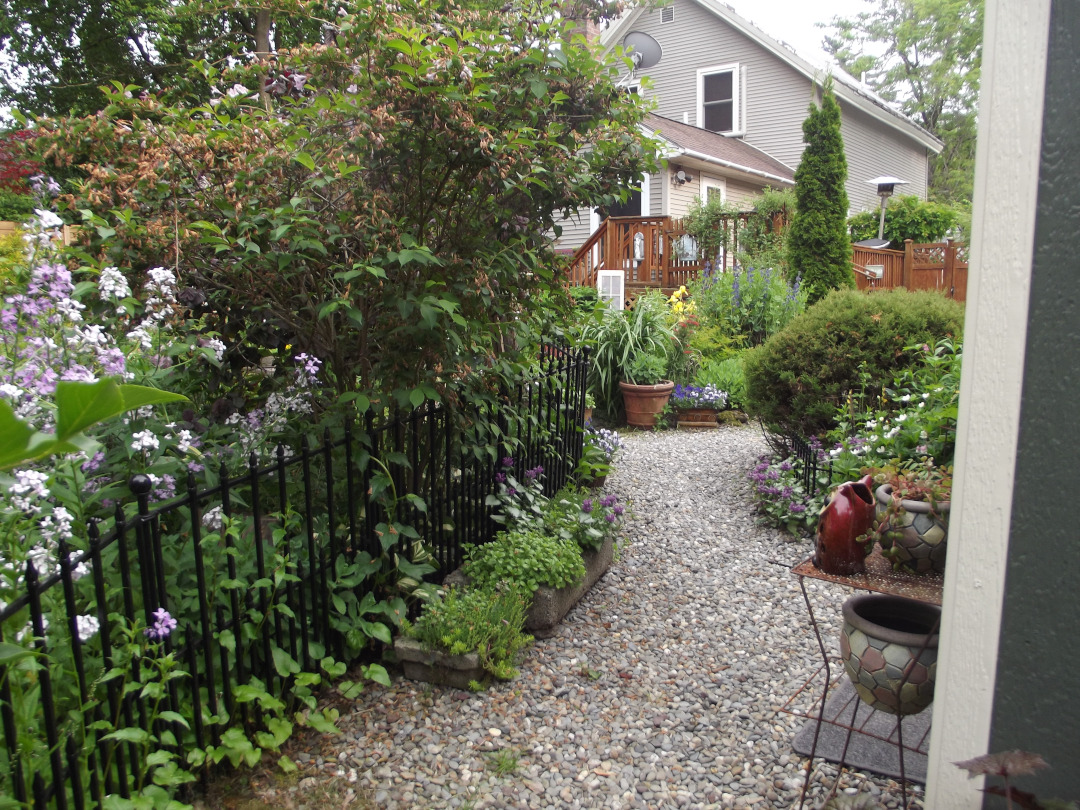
xmin=724 ymin=0 xmax=875 ymax=67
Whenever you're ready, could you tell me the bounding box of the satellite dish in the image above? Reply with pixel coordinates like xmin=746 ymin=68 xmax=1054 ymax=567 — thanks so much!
xmin=622 ymin=31 xmax=663 ymax=71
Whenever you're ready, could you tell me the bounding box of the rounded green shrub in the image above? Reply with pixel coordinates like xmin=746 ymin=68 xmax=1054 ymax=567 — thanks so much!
xmin=743 ymin=288 xmax=964 ymax=437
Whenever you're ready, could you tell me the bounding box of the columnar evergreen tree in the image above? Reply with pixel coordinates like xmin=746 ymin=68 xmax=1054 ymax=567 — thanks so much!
xmin=787 ymin=79 xmax=854 ymax=304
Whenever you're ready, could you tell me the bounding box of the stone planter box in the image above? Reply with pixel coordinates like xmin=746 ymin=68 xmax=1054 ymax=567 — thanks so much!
xmin=393 ymin=636 xmax=487 ymax=689
xmin=443 ymin=535 xmax=616 ymax=640
xmin=526 ymin=536 xmax=615 ymax=638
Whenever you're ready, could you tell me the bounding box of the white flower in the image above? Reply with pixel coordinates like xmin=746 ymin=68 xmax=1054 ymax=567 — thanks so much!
xmin=99 ymin=267 xmax=132 ymax=301
xmin=922 ymin=392 xmax=931 ymax=400
xmin=918 ymin=402 xmax=925 ymax=408
xmin=75 ymin=614 xmax=100 ymax=642
xmin=897 ymin=413 xmax=907 ymax=422
xmin=39 ymin=507 xmax=74 ymax=542
xmin=16 ymin=616 xmax=48 ymax=643
xmin=206 ymin=338 xmax=226 ymax=362
xmin=877 ymin=446 xmax=886 ymax=453
xmin=68 ymin=324 xmax=109 ymax=349
xmin=131 ymin=430 xmax=160 ymax=452
xmin=12 ymin=469 xmax=50 ymax=511
xmin=54 ymin=298 xmax=85 ymax=322
xmin=203 ymin=506 xmax=225 ymax=531
xmin=34 ymin=209 xmax=64 ymax=230
xmin=174 ymin=429 xmax=197 ymax=455
xmin=900 ymin=394 xmax=911 ymax=402
xmin=226 ymin=83 xmax=249 ymax=98
xmin=865 ymin=420 xmax=877 ymax=429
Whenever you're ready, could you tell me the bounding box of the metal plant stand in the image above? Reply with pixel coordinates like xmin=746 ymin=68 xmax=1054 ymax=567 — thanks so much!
xmin=783 ymin=550 xmax=943 ymax=809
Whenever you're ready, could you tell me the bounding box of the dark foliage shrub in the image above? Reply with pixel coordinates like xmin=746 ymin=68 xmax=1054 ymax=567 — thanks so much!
xmin=743 ymin=288 xmax=964 ymax=437
xmin=848 ymin=195 xmax=960 ymax=249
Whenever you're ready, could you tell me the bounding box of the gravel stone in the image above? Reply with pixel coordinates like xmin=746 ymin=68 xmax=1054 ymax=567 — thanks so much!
xmin=302 ymin=426 xmax=924 ymax=808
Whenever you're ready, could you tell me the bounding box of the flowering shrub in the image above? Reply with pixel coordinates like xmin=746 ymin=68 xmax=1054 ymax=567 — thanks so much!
xmin=576 ymin=426 xmax=622 ymax=482
xmin=543 ymin=490 xmax=626 ymax=552
xmin=690 ymin=266 xmax=807 ymax=348
xmin=747 ymin=445 xmax=829 ymax=536
xmin=670 ymin=384 xmax=728 ymax=410
xmin=824 ymin=339 xmax=962 ymax=483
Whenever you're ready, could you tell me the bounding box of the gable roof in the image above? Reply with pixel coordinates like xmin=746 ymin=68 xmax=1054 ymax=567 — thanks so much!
xmin=645 ymin=114 xmax=795 ymax=185
xmin=601 ymin=0 xmax=944 ymax=155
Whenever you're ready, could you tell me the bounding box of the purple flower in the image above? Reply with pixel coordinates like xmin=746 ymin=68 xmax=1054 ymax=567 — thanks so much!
xmin=494 ymin=472 xmax=506 ymax=484
xmin=613 ymin=504 xmax=625 ymax=516
xmin=506 ymin=486 xmax=517 ymax=496
xmin=581 ymin=499 xmax=593 ymax=514
xmin=501 ymin=456 xmax=514 ymax=468
xmin=604 ymin=513 xmax=616 ymax=523
xmin=525 ymin=465 xmax=543 ymax=481
xmin=778 ymin=461 xmax=793 ymax=472
xmin=600 ymin=494 xmax=617 ymax=507
xmin=144 ymin=608 xmax=177 ymax=640
xmin=81 ymin=451 xmax=105 ymax=474
xmin=789 ymin=503 xmax=807 ymax=514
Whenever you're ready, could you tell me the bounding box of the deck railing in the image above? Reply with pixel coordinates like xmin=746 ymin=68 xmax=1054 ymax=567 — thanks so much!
xmin=566 ymin=215 xmax=752 ymax=291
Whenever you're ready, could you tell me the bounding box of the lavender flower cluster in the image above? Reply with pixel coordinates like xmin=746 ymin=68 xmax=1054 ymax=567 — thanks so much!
xmin=670 ymin=384 xmax=728 ymax=410
xmin=584 ymin=426 xmax=622 ymax=463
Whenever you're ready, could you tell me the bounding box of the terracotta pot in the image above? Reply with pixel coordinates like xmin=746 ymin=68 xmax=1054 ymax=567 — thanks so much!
xmin=814 ymin=475 xmax=876 ymax=575
xmin=840 ymin=593 xmax=940 ymax=716
xmin=676 ymin=406 xmax=719 ymax=429
xmin=619 ymin=380 xmax=674 ymax=429
xmin=874 ymin=485 xmax=950 ymax=574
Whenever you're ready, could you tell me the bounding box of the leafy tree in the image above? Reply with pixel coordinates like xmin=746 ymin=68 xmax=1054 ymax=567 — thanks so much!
xmin=847 ymin=194 xmax=960 ymax=247
xmin=821 ymin=0 xmax=984 ymax=205
xmin=787 ymin=79 xmax=853 ymax=304
xmin=38 ymin=0 xmax=657 ymax=409
xmin=0 ymin=0 xmax=327 ymax=116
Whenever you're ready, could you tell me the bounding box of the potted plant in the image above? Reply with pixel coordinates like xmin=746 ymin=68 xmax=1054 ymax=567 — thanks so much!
xmin=580 ymin=290 xmax=674 ymax=420
xmin=867 ymin=461 xmax=952 ymax=575
xmin=575 ymin=426 xmax=622 ymax=487
xmin=619 ymin=351 xmax=674 ymax=428
xmin=669 ymin=383 xmax=727 ymax=428
xmin=583 ymin=392 xmax=596 ymax=423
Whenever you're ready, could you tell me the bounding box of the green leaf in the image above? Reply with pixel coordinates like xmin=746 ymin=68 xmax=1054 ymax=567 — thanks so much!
xmin=294 ymin=152 xmax=316 ymax=171
xmin=278 ymin=755 xmax=299 ymax=774
xmin=103 ymin=727 xmax=152 ymax=744
xmin=0 ymin=641 xmax=37 ymax=666
xmin=271 ymin=646 xmax=301 ymax=677
xmin=157 ymin=711 xmax=191 ymax=729
xmin=364 ymin=663 xmax=391 ymax=687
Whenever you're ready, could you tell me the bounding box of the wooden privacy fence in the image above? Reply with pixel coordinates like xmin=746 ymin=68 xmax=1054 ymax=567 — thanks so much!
xmin=853 ymin=239 xmax=968 ymax=302
xmin=0 ymin=220 xmax=80 ymax=245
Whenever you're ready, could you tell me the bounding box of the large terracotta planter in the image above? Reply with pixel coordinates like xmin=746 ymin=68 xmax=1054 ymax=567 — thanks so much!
xmin=619 ymin=380 xmax=674 ymax=429
xmin=840 ymin=594 xmax=940 ymax=716
xmin=675 ymin=406 xmax=719 ymax=429
xmin=814 ymin=475 xmax=876 ymax=575
xmin=874 ymin=485 xmax=950 ymax=575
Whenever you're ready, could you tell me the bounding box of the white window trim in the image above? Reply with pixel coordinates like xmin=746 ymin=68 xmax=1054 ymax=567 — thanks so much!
xmin=696 ymin=63 xmax=742 ymax=136
xmin=597 ymin=269 xmax=625 ymax=310
xmin=702 ymin=176 xmax=726 ymax=202
xmin=639 ymin=173 xmax=651 ymax=215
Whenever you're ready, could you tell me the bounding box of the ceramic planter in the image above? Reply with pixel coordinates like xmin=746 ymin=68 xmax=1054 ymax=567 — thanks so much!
xmin=394 ymin=636 xmax=488 ymax=689
xmin=619 ymin=380 xmax=674 ymax=429
xmin=675 ymin=406 xmax=719 ymax=429
xmin=874 ymin=484 xmax=950 ymax=575
xmin=840 ymin=594 xmax=940 ymax=716
xmin=814 ymin=475 xmax=876 ymax=575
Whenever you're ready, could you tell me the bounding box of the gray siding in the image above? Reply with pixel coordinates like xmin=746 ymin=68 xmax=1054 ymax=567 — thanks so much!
xmin=725 ymin=177 xmax=767 ymax=207
xmin=839 ymin=100 xmax=930 ymax=213
xmin=667 ymin=170 xmax=701 ymax=216
xmin=551 ymin=210 xmax=593 ymax=251
xmin=621 ymin=0 xmax=932 ymax=210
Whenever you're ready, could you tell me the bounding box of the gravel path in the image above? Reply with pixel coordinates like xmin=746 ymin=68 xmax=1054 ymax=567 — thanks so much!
xmin=292 ymin=426 xmax=925 ymax=809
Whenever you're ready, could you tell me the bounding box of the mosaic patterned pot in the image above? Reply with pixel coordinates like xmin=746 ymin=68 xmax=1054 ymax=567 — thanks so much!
xmin=874 ymin=485 xmax=950 ymax=574
xmin=840 ymin=594 xmax=940 ymax=716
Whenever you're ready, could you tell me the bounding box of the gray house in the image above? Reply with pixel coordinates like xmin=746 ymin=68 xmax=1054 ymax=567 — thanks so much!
xmin=555 ymin=0 xmax=942 ymax=253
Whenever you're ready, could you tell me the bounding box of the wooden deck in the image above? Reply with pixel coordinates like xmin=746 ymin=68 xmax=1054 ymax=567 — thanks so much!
xmin=566 ymin=215 xmax=750 ymax=292
xmin=853 ymin=240 xmax=968 ymax=302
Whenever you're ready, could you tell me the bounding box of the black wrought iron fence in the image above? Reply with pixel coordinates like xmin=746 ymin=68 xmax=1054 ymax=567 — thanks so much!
xmin=786 ymin=432 xmax=835 ymax=500
xmin=0 ymin=344 xmax=588 ymax=809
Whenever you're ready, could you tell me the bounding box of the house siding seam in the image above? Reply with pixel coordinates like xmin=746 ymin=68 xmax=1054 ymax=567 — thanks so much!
xmin=840 ymin=101 xmax=930 ymax=212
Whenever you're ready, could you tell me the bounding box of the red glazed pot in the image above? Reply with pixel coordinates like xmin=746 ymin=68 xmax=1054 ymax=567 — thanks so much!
xmin=814 ymin=474 xmax=876 ymax=575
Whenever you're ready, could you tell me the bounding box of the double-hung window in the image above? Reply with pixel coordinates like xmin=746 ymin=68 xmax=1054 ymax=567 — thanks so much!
xmin=697 ymin=64 xmax=740 ymax=134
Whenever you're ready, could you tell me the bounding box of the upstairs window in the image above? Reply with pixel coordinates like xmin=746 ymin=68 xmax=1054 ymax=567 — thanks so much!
xmin=697 ymin=64 xmax=740 ymax=134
